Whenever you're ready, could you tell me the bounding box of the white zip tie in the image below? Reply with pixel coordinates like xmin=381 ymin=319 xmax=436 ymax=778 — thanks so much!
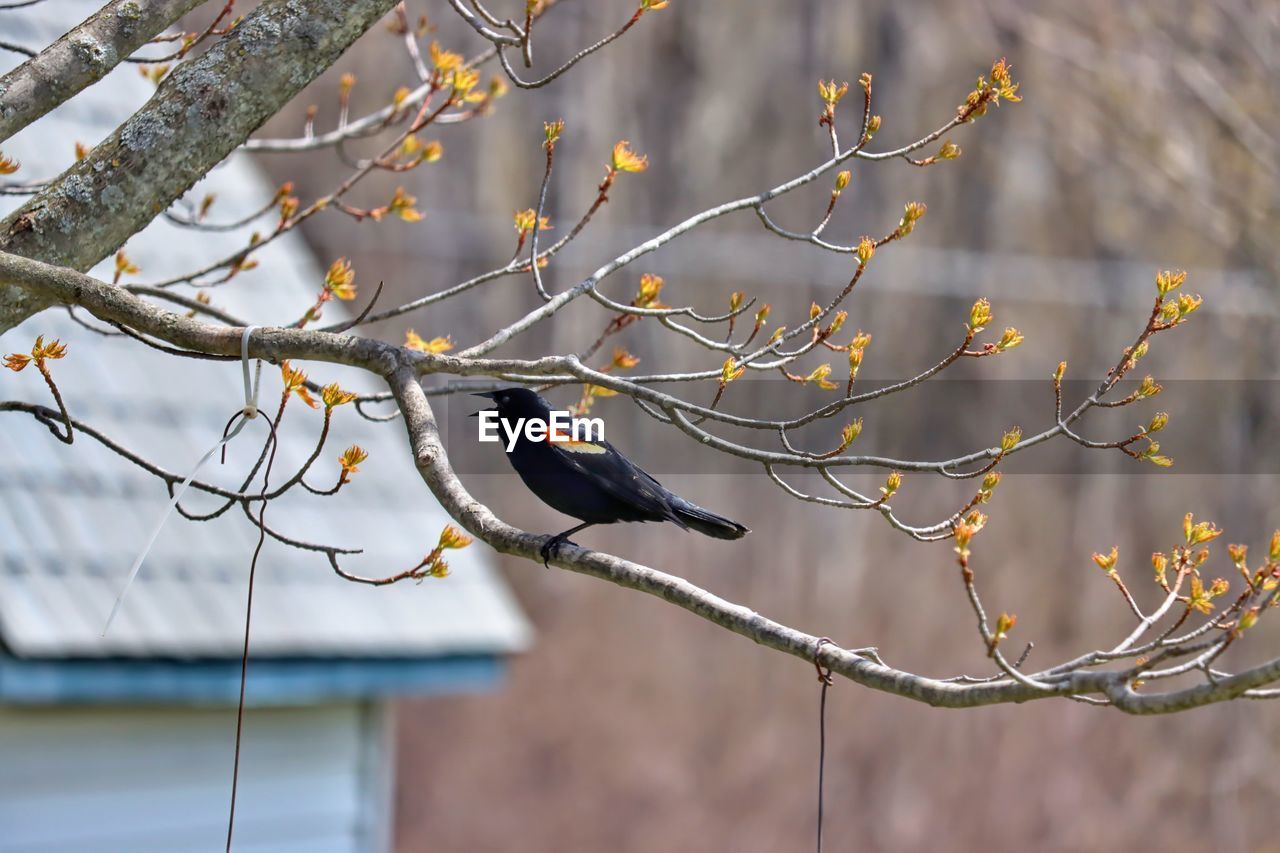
xmin=103 ymin=326 xmax=262 ymax=636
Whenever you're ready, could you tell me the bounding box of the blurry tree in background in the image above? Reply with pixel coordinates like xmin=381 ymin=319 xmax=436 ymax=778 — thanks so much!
xmin=3 ymin=1 xmax=1280 ymax=850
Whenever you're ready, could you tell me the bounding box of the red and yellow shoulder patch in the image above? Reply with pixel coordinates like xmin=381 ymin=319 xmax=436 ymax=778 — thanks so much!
xmin=550 ymin=432 xmax=608 ymax=454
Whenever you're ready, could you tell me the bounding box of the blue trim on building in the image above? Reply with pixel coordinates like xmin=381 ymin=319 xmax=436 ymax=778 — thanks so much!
xmin=0 ymin=654 xmax=506 ymax=706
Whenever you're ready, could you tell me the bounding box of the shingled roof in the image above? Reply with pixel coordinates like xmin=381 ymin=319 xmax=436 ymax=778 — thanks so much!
xmin=0 ymin=2 xmax=530 ymax=666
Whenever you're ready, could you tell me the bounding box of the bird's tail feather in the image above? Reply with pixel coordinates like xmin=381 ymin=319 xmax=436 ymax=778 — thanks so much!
xmin=671 ymin=500 xmax=749 ymax=540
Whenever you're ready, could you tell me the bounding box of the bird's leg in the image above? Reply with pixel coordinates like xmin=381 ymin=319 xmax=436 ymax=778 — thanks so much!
xmin=540 ymin=522 xmax=596 ymax=567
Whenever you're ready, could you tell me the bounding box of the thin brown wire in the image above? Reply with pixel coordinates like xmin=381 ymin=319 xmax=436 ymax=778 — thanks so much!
xmin=813 ymin=637 xmax=835 ymax=853
xmin=224 ymin=411 xmax=279 ymax=852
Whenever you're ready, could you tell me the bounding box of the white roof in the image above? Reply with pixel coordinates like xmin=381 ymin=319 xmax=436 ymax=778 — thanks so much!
xmin=0 ymin=2 xmax=530 ymax=659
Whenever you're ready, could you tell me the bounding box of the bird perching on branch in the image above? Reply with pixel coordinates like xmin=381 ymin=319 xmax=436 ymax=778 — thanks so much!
xmin=473 ymin=388 xmax=748 ymax=565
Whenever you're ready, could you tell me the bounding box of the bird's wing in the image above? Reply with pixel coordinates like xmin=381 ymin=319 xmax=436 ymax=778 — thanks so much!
xmin=547 ymin=436 xmax=681 ymax=522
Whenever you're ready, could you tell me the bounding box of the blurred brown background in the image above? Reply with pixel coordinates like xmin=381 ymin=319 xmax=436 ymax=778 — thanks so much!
xmin=249 ymin=2 xmax=1280 ymax=850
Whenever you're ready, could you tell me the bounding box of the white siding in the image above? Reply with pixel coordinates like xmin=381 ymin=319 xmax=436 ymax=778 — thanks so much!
xmin=0 ymin=702 xmax=388 ymax=852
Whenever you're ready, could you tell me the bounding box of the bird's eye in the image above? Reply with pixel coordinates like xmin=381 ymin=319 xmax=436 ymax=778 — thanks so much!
xmin=498 ymin=394 xmax=508 ymax=404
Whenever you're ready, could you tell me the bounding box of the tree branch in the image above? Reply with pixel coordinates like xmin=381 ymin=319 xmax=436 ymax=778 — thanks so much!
xmin=386 ymin=364 xmax=1280 ymax=713
xmin=4 ymin=249 xmax=1275 ymax=712
xmin=0 ymin=0 xmax=207 ymax=144
xmin=0 ymin=0 xmax=400 ymax=333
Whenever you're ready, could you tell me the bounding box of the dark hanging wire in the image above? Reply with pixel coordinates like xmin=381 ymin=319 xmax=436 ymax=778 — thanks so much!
xmin=813 ymin=638 xmax=835 ymax=853
xmin=224 ymin=410 xmax=279 ymax=853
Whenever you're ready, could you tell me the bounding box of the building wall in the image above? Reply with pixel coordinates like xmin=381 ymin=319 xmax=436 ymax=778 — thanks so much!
xmin=0 ymin=701 xmax=390 ymax=852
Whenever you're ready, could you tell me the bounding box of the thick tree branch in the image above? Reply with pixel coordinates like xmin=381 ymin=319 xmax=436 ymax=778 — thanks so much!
xmin=0 ymin=0 xmax=400 ymax=333
xmin=0 ymin=0 xmax=208 ymax=144
xmin=0 ymin=250 xmax=402 ymax=372
xmin=4 ymin=250 xmax=1276 ymax=713
xmin=385 ymin=365 xmax=1280 ymax=713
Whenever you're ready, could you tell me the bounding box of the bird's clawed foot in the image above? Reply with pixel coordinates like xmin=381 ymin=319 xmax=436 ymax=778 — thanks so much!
xmin=538 ymin=522 xmax=595 ymax=567
xmin=539 ymin=533 xmax=576 ymax=567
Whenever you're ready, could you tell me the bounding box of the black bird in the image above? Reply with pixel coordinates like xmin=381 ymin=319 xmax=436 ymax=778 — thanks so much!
xmin=472 ymin=388 xmax=748 ymax=564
